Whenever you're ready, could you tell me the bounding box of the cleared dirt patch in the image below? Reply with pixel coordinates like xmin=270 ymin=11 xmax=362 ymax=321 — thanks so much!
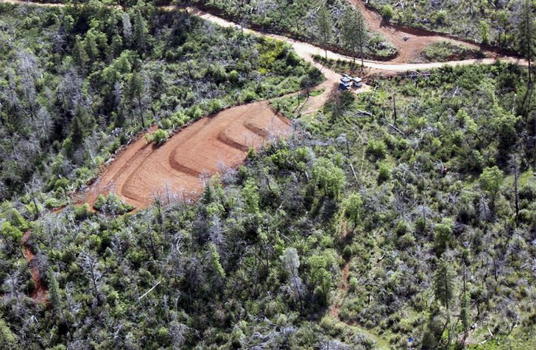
xmin=83 ymin=101 xmax=291 ymax=209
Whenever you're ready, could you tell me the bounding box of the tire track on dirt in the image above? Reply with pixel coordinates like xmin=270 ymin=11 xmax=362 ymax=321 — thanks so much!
xmin=81 ymin=101 xmax=293 ymax=209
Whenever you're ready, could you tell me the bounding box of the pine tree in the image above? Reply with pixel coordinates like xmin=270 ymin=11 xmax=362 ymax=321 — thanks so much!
xmin=434 ymin=260 xmax=453 ymax=309
xmin=73 ymin=35 xmax=89 ymax=67
xmin=342 ymin=7 xmax=368 ymax=68
xmin=85 ymin=30 xmax=100 ymax=61
xmin=517 ymin=0 xmax=535 ymax=122
xmin=48 ymin=267 xmax=61 ymax=313
xmin=133 ymin=10 xmax=148 ymax=52
xmin=127 ymin=71 xmax=147 ymax=127
xmin=434 ymin=259 xmax=454 ymax=346
xmin=317 ymin=5 xmax=332 ymax=60
xmin=518 ymin=0 xmax=535 ymax=84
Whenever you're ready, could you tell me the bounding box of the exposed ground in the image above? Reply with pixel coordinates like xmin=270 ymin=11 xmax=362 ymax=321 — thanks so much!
xmin=186 ymin=5 xmax=527 ymax=73
xmin=21 ymin=232 xmax=48 ymax=304
xmin=83 ymin=102 xmax=293 ymax=209
xmin=0 ymin=0 xmax=527 ymax=71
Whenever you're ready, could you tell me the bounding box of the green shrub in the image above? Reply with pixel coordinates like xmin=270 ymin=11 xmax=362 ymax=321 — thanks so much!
xmin=94 ymin=194 xmax=134 ymax=215
xmin=74 ymin=203 xmax=92 ymax=221
xmin=378 ymin=162 xmax=392 ymax=183
xmin=367 ymin=139 xmax=387 ymax=159
xmin=146 ymin=129 xmax=169 ymax=146
xmin=54 ymin=178 xmax=70 ymax=191
xmin=380 ymin=5 xmax=394 ymax=21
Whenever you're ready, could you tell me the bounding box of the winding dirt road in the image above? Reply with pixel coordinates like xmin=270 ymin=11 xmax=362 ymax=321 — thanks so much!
xmin=185 ymin=5 xmax=527 ymax=73
xmin=1 ymin=0 xmax=528 ymax=71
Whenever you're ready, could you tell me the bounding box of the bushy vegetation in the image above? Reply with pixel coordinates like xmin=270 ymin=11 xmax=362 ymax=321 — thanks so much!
xmin=313 ymin=54 xmax=368 ymax=74
xmin=1 ymin=137 xmax=382 ymax=348
xmin=0 ymin=1 xmax=320 ymax=202
xmin=276 ymin=62 xmax=536 ymax=348
xmin=419 ymin=41 xmax=484 ymax=63
xmin=367 ymin=0 xmax=535 ymax=51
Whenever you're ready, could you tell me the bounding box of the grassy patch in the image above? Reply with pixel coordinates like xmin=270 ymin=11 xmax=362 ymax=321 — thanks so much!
xmin=419 ymin=41 xmax=485 ymax=63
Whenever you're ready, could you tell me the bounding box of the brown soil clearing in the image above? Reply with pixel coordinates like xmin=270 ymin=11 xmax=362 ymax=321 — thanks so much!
xmin=83 ymin=101 xmax=291 ymax=209
xmin=329 ymin=262 xmax=350 ymax=318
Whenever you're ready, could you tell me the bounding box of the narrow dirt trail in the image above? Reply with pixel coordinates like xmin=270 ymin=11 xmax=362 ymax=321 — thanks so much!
xmin=21 ymin=231 xmax=48 ymax=304
xmin=329 ymin=262 xmax=350 ymax=318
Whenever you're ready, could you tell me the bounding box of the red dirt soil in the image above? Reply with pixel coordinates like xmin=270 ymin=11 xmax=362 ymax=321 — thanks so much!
xmin=83 ymin=102 xmax=291 ymax=209
xmin=21 ymin=231 xmax=48 ymax=304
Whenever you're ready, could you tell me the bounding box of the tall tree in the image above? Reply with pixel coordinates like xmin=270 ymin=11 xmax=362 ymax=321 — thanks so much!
xmin=48 ymin=267 xmax=62 ymax=314
xmin=133 ymin=9 xmax=148 ymax=52
xmin=317 ymin=4 xmax=332 ymax=60
xmin=127 ymin=71 xmax=149 ymax=127
xmin=73 ymin=34 xmax=89 ymax=67
xmin=517 ymin=0 xmax=535 ymax=122
xmin=479 ymin=166 xmax=504 ymax=215
xmin=433 ymin=259 xmax=454 ymax=346
xmin=518 ymin=0 xmax=535 ymax=84
xmin=509 ymin=153 xmax=521 ymax=222
xmin=342 ymin=7 xmax=368 ymax=68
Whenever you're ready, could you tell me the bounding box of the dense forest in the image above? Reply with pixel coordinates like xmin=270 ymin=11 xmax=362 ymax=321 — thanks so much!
xmin=275 ymin=62 xmax=536 ymax=348
xmin=1 ymin=0 xmax=536 ymax=349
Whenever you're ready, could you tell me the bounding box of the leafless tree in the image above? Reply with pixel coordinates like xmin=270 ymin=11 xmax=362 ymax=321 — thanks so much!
xmin=280 ymin=247 xmax=305 ymax=309
xmin=79 ymin=252 xmax=103 ymax=305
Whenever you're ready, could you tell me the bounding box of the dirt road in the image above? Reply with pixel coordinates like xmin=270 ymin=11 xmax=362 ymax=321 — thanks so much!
xmin=186 ymin=6 xmax=527 ymax=73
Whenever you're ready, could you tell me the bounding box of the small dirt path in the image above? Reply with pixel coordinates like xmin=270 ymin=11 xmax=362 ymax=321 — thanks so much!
xmin=329 ymin=261 xmax=350 ymax=318
xmin=21 ymin=231 xmax=48 ymax=304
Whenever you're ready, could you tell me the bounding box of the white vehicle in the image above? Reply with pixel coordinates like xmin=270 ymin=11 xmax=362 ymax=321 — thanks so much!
xmin=339 ymin=75 xmax=363 ymax=90
xmin=351 ymin=77 xmax=363 ymax=88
